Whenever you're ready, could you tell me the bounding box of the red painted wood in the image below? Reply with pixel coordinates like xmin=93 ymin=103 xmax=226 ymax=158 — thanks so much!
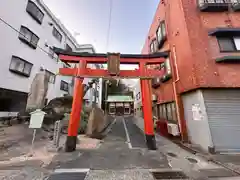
xmin=68 ymin=61 xmax=86 ymax=137
xmin=140 ymin=62 xmax=155 ymax=135
xmin=59 ymin=68 xmax=165 ymax=78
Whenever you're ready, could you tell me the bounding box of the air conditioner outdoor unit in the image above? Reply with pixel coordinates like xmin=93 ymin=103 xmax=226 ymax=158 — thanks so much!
xmin=167 ymin=123 xmax=180 ymax=136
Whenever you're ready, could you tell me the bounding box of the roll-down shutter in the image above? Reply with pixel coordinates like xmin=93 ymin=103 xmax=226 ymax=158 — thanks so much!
xmin=203 ymin=89 xmax=240 ymax=152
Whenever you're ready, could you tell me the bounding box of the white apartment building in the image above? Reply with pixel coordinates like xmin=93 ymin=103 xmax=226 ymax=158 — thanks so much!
xmin=79 ymin=44 xmax=103 ymax=108
xmin=0 ymin=0 xmax=102 ymax=116
xmin=133 ymin=80 xmax=142 ymax=117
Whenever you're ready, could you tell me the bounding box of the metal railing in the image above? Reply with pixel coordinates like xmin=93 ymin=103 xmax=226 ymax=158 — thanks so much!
xmin=231 ymin=0 xmax=240 ymax=5
xmin=199 ymin=0 xmax=240 ymax=4
xmin=199 ymin=0 xmax=230 ymax=6
xmin=202 ymin=0 xmax=229 ymax=3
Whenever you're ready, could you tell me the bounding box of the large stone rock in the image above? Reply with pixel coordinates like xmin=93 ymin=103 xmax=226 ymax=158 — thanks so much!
xmin=86 ymin=107 xmax=109 ymax=139
xmin=26 ymin=68 xmax=49 ymax=111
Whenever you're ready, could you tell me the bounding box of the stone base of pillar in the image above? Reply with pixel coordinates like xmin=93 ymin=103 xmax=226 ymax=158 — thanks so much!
xmin=65 ymin=136 xmax=77 ymax=152
xmin=145 ymin=134 xmax=157 ymax=150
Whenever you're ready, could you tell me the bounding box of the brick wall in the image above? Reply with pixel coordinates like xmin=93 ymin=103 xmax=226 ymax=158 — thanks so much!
xmin=143 ymin=0 xmax=240 ymax=103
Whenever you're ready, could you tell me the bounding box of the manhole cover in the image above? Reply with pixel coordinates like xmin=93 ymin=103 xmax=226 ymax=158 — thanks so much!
xmin=167 ymin=152 xmax=177 ymax=158
xmin=186 ymin=157 xmax=198 ymax=163
xmin=152 ymin=171 xmax=188 ymax=179
xmin=48 ymin=172 xmax=87 ymax=180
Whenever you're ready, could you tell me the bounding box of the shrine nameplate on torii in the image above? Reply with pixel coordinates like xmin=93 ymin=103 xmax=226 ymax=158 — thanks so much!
xmin=54 ymin=47 xmax=169 ymax=152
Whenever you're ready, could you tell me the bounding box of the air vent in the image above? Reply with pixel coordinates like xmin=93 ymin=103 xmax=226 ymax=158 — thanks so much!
xmin=152 ymin=171 xmax=188 ymax=179
xmin=48 ymin=172 xmax=87 ymax=180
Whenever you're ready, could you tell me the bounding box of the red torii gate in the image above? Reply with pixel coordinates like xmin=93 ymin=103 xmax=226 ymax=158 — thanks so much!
xmin=54 ymin=48 xmax=169 ymax=152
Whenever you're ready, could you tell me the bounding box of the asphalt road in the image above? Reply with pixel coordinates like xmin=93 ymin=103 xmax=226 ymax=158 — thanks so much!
xmin=46 ymin=116 xmax=240 ymax=179
xmin=48 ymin=116 xmax=169 ymax=170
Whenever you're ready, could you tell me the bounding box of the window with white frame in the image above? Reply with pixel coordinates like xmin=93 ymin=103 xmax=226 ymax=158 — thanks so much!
xmin=150 ymin=39 xmax=158 ymax=53
xmin=157 ymin=25 xmax=162 ymax=44
xmin=9 ymin=56 xmax=33 ymax=77
xmin=60 ymin=80 xmax=69 ymax=92
xmin=26 ymin=1 xmax=44 ymax=24
xmin=156 ymin=20 xmax=167 ymax=48
xmin=165 ymin=58 xmax=171 ymax=75
xmin=19 ymin=26 xmax=39 ymax=49
xmin=52 ymin=27 xmax=62 ymax=42
xmin=217 ymin=36 xmax=240 ymax=52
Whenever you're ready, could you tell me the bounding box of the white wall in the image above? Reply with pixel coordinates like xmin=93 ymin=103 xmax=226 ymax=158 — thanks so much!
xmin=182 ymin=90 xmax=213 ymax=151
xmin=0 ymin=0 xmax=77 ymax=101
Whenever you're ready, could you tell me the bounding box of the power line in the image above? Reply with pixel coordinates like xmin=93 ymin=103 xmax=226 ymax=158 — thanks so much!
xmin=106 ymin=0 xmax=113 ymax=52
xmin=0 ymin=16 xmax=60 ymax=63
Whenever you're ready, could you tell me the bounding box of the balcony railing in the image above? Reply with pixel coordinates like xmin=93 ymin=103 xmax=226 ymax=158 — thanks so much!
xmin=232 ymin=0 xmax=240 ymax=10
xmin=198 ymin=0 xmax=230 ymax=12
xmin=152 ymin=78 xmax=161 ymax=88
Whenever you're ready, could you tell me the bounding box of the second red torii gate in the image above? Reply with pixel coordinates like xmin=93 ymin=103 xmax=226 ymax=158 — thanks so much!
xmin=54 ymin=47 xmax=169 ymax=152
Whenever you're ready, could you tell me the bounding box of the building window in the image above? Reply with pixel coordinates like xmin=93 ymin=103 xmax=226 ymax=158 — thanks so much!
xmin=9 ymin=56 xmax=33 ymax=77
xmin=66 ymin=44 xmax=72 ymax=51
xmin=136 ymin=92 xmax=141 ymax=100
xmin=171 ymin=102 xmax=177 ymax=121
xmin=217 ymin=37 xmax=240 ymax=52
xmin=26 ymin=1 xmax=44 ymax=24
xmin=198 ymin=0 xmax=229 ymax=12
xmin=165 ymin=58 xmax=171 ymax=74
xmin=158 ymin=102 xmax=177 ymax=123
xmin=19 ymin=26 xmax=39 ymax=49
xmin=45 ymin=70 xmax=55 ymax=84
xmin=162 ymin=104 xmax=167 ymax=119
xmin=156 ymin=20 xmax=167 ymax=49
xmin=60 ymin=80 xmax=69 ymax=92
xmin=153 ymin=105 xmax=158 ymax=118
xmin=150 ymin=39 xmax=158 ymax=53
xmin=166 ymin=103 xmax=172 ymax=120
xmin=52 ymin=27 xmax=62 ymax=42
xmin=109 ymin=106 xmax=116 ymax=114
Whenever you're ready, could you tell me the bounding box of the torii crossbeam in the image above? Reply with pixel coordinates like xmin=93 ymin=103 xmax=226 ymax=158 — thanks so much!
xmin=54 ymin=47 xmax=169 ymax=152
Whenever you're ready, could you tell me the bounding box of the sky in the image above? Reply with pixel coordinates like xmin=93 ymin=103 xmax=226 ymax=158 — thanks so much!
xmin=43 ymin=0 xmax=159 ymax=85
xmin=43 ymin=0 xmax=159 ymax=54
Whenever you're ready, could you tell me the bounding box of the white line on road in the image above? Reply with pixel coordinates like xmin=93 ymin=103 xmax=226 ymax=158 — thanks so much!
xmin=122 ymin=117 xmax=132 ymax=149
xmin=54 ymin=168 xmax=90 ymax=173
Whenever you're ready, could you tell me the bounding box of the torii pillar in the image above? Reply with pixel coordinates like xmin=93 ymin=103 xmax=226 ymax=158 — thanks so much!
xmin=140 ymin=62 xmax=157 ymax=150
xmin=65 ymin=61 xmax=86 ymax=152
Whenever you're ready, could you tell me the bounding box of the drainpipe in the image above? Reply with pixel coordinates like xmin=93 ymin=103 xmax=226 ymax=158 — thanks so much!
xmin=172 ymin=45 xmax=188 ymax=142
